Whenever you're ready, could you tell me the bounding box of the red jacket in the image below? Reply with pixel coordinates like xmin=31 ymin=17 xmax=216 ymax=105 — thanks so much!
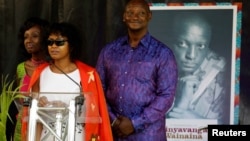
xmin=22 ymin=60 xmax=113 ymax=141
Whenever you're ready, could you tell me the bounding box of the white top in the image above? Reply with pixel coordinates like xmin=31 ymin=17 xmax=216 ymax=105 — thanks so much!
xmin=39 ymin=66 xmax=84 ymax=141
xmin=40 ymin=66 xmax=81 ymax=103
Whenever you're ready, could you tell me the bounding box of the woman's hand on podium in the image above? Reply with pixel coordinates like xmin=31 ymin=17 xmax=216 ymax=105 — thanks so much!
xmin=49 ymin=101 xmax=67 ymax=107
xmin=38 ymin=96 xmax=49 ymax=107
xmin=38 ymin=96 xmax=67 ymax=107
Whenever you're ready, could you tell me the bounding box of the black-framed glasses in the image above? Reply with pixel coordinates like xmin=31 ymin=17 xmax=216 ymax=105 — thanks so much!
xmin=47 ymin=40 xmax=68 ymax=46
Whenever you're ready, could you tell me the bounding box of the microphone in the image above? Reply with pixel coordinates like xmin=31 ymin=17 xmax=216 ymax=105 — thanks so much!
xmin=51 ymin=62 xmax=84 ymax=116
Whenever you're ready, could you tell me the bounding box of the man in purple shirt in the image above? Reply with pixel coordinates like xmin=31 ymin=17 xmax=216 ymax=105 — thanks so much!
xmin=96 ymin=0 xmax=178 ymax=140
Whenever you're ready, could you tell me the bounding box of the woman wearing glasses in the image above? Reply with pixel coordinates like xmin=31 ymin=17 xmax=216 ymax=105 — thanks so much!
xmin=23 ymin=22 xmax=113 ymax=141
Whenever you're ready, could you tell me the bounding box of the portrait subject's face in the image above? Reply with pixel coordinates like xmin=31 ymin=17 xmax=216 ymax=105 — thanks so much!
xmin=172 ymin=22 xmax=211 ymax=76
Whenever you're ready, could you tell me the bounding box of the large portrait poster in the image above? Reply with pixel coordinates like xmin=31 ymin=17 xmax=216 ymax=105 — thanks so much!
xmin=148 ymin=3 xmax=241 ymax=141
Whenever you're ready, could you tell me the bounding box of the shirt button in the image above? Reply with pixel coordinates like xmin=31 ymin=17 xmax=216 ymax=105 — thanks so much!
xmin=120 ymin=96 xmax=122 ymax=99
xmin=121 ymin=84 xmax=124 ymax=87
xmin=124 ymin=72 xmax=127 ymax=74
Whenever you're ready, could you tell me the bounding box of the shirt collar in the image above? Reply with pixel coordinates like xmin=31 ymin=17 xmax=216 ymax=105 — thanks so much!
xmin=121 ymin=32 xmax=151 ymax=49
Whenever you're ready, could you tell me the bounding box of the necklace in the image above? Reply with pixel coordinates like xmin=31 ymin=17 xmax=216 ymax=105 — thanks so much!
xmin=30 ymin=58 xmax=45 ymax=66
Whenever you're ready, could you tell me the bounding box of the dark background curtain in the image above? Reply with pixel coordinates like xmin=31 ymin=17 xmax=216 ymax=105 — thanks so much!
xmin=0 ymin=0 xmax=128 ymax=75
xmin=0 ymin=0 xmax=249 ymax=127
